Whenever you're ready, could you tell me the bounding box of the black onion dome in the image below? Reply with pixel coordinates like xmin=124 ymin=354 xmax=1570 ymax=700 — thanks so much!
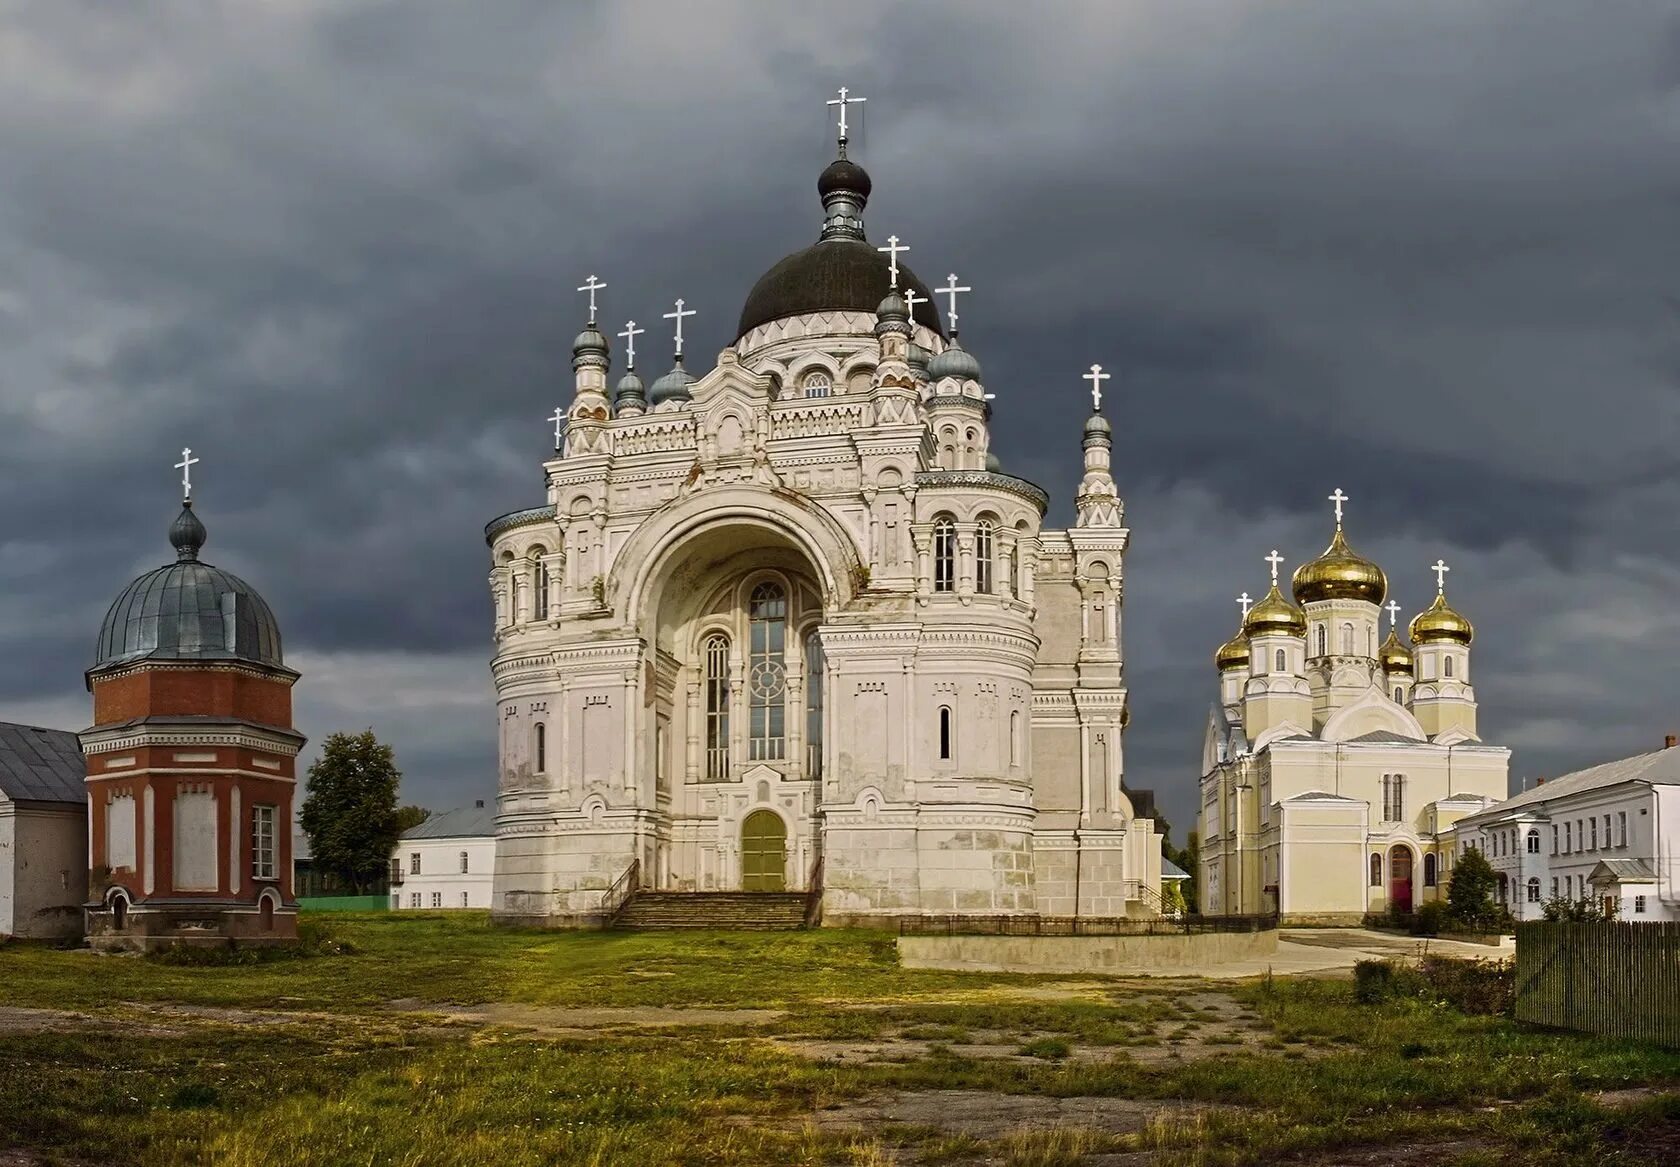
xmin=93 ymin=506 xmax=285 ymax=671
xmin=818 ymin=157 xmax=872 ymax=200
xmin=737 ymin=242 xmax=944 ymax=339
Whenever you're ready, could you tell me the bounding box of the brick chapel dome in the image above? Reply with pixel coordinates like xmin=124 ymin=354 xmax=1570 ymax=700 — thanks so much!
xmin=92 ymin=502 xmax=285 ymax=671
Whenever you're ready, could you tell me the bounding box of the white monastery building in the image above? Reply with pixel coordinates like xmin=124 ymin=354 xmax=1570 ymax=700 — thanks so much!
xmin=0 ymin=722 xmax=88 ymax=940
xmin=1448 ymin=742 xmax=1680 ymax=922
xmin=392 ymin=802 xmax=496 ymax=911
xmin=1198 ymin=497 xmax=1510 ymax=923
xmin=485 ymin=98 xmax=1159 ymax=927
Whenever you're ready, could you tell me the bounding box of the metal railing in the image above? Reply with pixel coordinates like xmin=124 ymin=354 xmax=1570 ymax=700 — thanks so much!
xmin=898 ymin=913 xmax=1277 ymax=937
xmin=601 ymin=858 xmax=641 ymax=923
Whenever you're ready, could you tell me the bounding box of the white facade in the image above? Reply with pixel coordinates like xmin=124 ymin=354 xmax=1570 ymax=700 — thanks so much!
xmin=485 ymin=142 xmax=1160 ymax=927
xmin=1198 ymin=519 xmax=1509 ymax=923
xmin=0 ymin=723 xmax=90 ymax=940
xmin=1448 ymin=745 xmax=1680 ymax=922
xmin=391 ymin=804 xmax=496 ymax=910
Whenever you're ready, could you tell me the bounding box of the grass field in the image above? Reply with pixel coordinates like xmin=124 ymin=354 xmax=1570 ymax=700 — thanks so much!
xmin=0 ymin=913 xmax=1676 ymax=1166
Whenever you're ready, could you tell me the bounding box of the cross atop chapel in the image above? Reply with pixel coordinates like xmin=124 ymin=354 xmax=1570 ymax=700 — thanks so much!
xmin=576 ymin=275 xmax=606 ymax=325
xmin=1084 ymin=364 xmax=1111 ymax=411
xmin=935 ymin=273 xmax=970 ymax=335
xmin=664 ymin=299 xmax=696 ymax=357
xmin=1328 ymin=487 xmax=1348 ymax=528
xmin=1432 ymin=558 xmax=1451 ymax=594
xmin=878 ymin=235 xmax=907 ymax=290
xmin=175 ymin=447 xmax=199 ymax=501
xmin=1238 ymin=592 xmax=1254 ymax=618
xmin=827 ymin=86 xmax=866 ymax=154
xmin=618 ymin=320 xmax=643 ymax=370
xmin=1265 ymin=549 xmax=1284 ymax=586
xmin=549 ymin=407 xmax=566 ymax=451
xmin=1385 ymin=599 xmax=1401 ymax=629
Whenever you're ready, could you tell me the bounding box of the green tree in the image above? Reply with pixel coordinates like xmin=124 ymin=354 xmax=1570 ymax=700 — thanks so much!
xmin=1445 ymin=846 xmax=1503 ymax=931
xmin=300 ymin=730 xmax=403 ymax=895
xmin=394 ymin=805 xmax=431 ymax=835
xmin=1161 ymin=829 xmax=1200 ymax=915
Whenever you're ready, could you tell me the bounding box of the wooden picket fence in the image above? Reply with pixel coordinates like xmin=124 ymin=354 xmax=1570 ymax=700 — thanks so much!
xmin=1515 ymin=921 xmax=1680 ymax=1049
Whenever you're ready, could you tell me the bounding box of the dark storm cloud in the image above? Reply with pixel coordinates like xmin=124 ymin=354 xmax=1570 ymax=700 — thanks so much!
xmin=3 ymin=1 xmax=1678 ymax=827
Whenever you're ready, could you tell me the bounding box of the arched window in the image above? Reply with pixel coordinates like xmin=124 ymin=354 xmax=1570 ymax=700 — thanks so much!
xmin=1340 ymin=623 xmax=1354 ymax=655
xmin=1444 ymin=655 xmax=1454 ymax=678
xmin=1526 ymin=877 xmax=1541 ymax=904
xmin=1315 ymin=625 xmax=1327 ymax=657
xmin=975 ymin=519 xmax=996 ymax=595
xmin=748 ymin=582 xmax=788 ymax=761
xmin=804 ymin=628 xmax=824 ymax=778
xmin=1009 ymin=710 xmax=1020 ymax=766
xmin=802 ymin=371 xmax=832 ymax=399
xmin=938 ymin=706 xmax=953 ymax=761
xmin=532 ymin=551 xmax=550 ymax=620
xmin=1369 ymin=852 xmax=1383 ymax=887
xmin=511 ymin=574 xmax=523 ymax=622
xmin=704 ymin=634 xmax=730 ymax=780
xmin=533 ymin=723 xmax=547 ymax=773
xmin=1423 ymin=853 xmax=1438 ymax=887
xmin=1526 ymin=829 xmax=1540 ymax=854
xmin=933 ymin=518 xmax=956 ymax=592
xmin=1275 ymin=649 xmax=1287 ymax=672
xmin=1394 ymin=687 xmax=1404 ymax=703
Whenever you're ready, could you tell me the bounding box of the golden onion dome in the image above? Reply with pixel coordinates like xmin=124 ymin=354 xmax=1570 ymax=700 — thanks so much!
xmin=1243 ymin=583 xmax=1306 ymax=638
xmin=1291 ymin=526 xmax=1388 ymax=606
xmin=1410 ymin=591 xmax=1474 ymax=645
xmin=1379 ymin=627 xmax=1414 ymax=672
xmin=1214 ymin=628 xmax=1250 ymax=671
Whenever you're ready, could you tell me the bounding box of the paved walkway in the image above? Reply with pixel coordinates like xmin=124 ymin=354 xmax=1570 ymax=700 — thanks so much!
xmin=1177 ymin=927 xmax=1514 ymax=980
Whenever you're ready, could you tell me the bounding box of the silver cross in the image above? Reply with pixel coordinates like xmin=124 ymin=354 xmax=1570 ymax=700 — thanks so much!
xmin=1328 ymin=487 xmax=1349 ymax=527
xmin=174 ymin=447 xmax=199 ymax=500
xmin=1238 ymin=592 xmax=1254 ymax=618
xmin=827 ymin=86 xmax=866 ymax=144
xmin=935 ymin=273 xmax=971 ymax=334
xmin=1431 ymin=559 xmax=1450 ymax=593
xmin=576 ymin=275 xmax=606 ymax=324
xmin=549 ymin=407 xmax=566 ymax=450
xmin=877 ymin=235 xmax=908 ymax=289
xmin=1265 ymin=550 xmax=1284 ymax=585
xmin=1385 ymin=599 xmax=1401 ymax=629
xmin=663 ymin=298 xmax=696 ymax=357
xmin=1084 ymin=364 xmax=1111 ymax=411
xmin=618 ymin=320 xmax=643 ymax=370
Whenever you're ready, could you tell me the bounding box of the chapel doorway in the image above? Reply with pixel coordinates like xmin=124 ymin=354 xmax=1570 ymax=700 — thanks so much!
xmin=1389 ymin=845 xmax=1414 ymax=914
xmin=741 ymin=810 xmax=787 ymax=892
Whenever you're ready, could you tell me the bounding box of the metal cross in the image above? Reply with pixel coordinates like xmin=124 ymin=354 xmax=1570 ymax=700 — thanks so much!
xmin=827 ymin=86 xmax=866 ymax=145
xmin=1084 ymin=364 xmax=1111 ymax=411
xmin=548 ymin=407 xmax=566 ymax=451
xmin=174 ymin=447 xmax=199 ymax=500
xmin=1385 ymin=599 xmax=1401 ymax=629
xmin=663 ymin=298 xmax=696 ymax=356
xmin=1238 ymin=592 xmax=1254 ymax=618
xmin=1431 ymin=558 xmax=1451 ymax=593
xmin=1328 ymin=487 xmax=1349 ymax=527
xmin=618 ymin=320 xmax=643 ymax=370
xmin=903 ymin=287 xmax=924 ymax=324
xmin=877 ymin=235 xmax=908 ymax=289
xmin=576 ymin=275 xmax=606 ymax=324
xmin=935 ymin=273 xmax=971 ymax=334
xmin=1265 ymin=549 xmax=1284 ymax=585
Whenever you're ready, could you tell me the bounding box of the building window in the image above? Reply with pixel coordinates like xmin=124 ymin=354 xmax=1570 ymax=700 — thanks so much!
xmin=1423 ymin=853 xmax=1437 ymax=887
xmin=933 ymin=518 xmax=956 ymax=592
xmin=1394 ymin=686 xmax=1403 ymax=703
xmin=1009 ymin=710 xmax=1020 ymax=767
xmin=1551 ymin=877 xmax=1558 ymax=899
xmin=431 ymin=891 xmax=442 ymax=909
xmin=459 ymin=851 xmax=469 ymax=874
xmin=1604 ymin=814 xmax=1612 ymax=847
xmin=1340 ymin=623 xmax=1354 ymax=655
xmin=748 ymin=581 xmax=788 ymax=761
xmin=705 ymin=633 xmax=730 ymax=779
xmin=410 ymin=852 xmax=421 ymax=875
xmin=1277 ymin=649 xmax=1287 ymax=672
xmin=804 ymin=628 xmax=824 ymax=778
xmin=252 ymin=804 xmax=277 ymax=880
xmin=1315 ymin=625 xmax=1327 ymax=656
xmin=533 ymin=723 xmax=546 ymax=774
xmin=1618 ymin=811 xmax=1627 ymax=847
xmin=1369 ymin=852 xmax=1382 ymax=887
xmin=1590 ymin=819 xmax=1598 ymax=850
xmin=533 ymin=555 xmax=550 ymax=620
xmin=1634 ymin=895 xmax=1647 ymax=914
xmin=1526 ymin=829 xmax=1540 ymax=854
xmin=938 ymin=706 xmax=953 ymax=761
xmin=1551 ymin=825 xmax=1558 ymax=855
xmin=802 ymin=371 xmax=832 ymax=398
xmin=1564 ymin=822 xmax=1571 ymax=853
xmin=975 ymin=520 xmax=995 ymax=595
xmin=1381 ymin=775 xmax=1405 ymax=823
xmin=1444 ymin=655 xmax=1454 ymax=678
xmin=1526 ymin=878 xmax=1541 ymax=903
xmin=411 ymin=892 xmax=421 ymax=908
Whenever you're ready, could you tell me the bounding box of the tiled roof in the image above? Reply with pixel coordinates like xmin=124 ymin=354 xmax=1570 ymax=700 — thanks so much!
xmin=0 ymin=722 xmax=84 ymax=804
xmin=400 ymin=804 xmax=495 ymax=840
xmin=1467 ymin=747 xmax=1680 ymax=819
xmin=1589 ymin=858 xmax=1657 ymax=882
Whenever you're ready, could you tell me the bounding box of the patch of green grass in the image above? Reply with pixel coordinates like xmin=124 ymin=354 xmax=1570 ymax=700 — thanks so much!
xmin=1017 ymin=1036 xmax=1072 ymax=1060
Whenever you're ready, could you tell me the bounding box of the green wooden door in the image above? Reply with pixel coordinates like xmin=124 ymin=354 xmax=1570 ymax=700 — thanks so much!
xmin=741 ymin=810 xmax=787 ymax=892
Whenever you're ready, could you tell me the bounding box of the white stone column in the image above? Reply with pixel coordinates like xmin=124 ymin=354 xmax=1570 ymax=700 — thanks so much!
xmin=999 ymin=533 xmax=1017 ymax=601
xmin=685 ymin=678 xmax=701 ymax=783
xmin=542 ymin=553 xmax=564 ymax=619
xmin=956 ymin=524 xmax=976 ymax=598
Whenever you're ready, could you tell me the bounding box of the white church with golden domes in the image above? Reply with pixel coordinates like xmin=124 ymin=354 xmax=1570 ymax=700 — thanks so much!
xmin=1198 ymin=494 xmax=1510 ymax=923
xmin=484 ymin=105 xmax=1160 ymax=928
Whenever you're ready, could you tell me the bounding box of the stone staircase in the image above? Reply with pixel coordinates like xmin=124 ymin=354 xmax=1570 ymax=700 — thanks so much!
xmin=611 ymin=891 xmax=809 ymax=931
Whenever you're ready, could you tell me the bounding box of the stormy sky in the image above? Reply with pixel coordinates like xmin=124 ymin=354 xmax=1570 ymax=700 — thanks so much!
xmin=3 ymin=2 xmax=1679 ymax=838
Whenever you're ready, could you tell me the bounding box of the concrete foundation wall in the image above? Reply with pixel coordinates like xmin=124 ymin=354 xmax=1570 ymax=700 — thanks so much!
xmin=898 ymin=928 xmax=1278 ymax=974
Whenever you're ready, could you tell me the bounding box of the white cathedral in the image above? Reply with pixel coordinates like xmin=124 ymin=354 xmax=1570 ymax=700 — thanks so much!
xmin=1198 ymin=501 xmax=1510 ymax=924
xmin=484 ymin=118 xmax=1160 ymax=927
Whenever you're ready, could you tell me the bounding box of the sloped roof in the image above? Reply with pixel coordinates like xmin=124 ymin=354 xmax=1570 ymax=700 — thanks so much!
xmin=400 ymin=804 xmax=495 ymax=840
xmin=1347 ymin=729 xmax=1425 ymax=744
xmin=1588 ymin=859 xmax=1657 ymax=883
xmin=1162 ymin=858 xmax=1191 ymax=881
xmin=0 ymin=722 xmax=85 ymax=804
xmin=1470 ymin=747 xmax=1680 ymax=819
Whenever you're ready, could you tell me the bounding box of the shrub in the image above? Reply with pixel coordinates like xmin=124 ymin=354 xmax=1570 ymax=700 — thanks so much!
xmin=1354 ymin=959 xmax=1422 ymax=1003
xmin=1412 ymin=899 xmax=1449 ymax=936
xmin=1445 ymin=847 xmax=1507 ymax=932
xmin=1417 ymin=955 xmax=1513 ymax=1016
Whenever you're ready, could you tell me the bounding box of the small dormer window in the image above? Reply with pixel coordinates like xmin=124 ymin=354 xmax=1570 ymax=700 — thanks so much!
xmin=802 ymin=372 xmax=832 ymax=399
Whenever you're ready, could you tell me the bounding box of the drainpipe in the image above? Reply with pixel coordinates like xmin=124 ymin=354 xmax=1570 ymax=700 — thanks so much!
xmin=1072 ymin=827 xmax=1082 ymax=923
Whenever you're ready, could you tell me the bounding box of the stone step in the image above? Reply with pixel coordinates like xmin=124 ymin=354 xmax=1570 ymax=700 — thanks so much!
xmin=613 ymin=891 xmax=810 ymax=931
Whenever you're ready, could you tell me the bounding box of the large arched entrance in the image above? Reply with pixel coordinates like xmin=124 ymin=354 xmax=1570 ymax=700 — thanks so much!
xmin=741 ymin=810 xmax=787 ymax=891
xmin=1389 ymin=845 xmax=1414 ymax=913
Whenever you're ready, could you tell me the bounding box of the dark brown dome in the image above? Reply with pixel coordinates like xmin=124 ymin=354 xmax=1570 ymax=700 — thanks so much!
xmin=737 ymin=240 xmax=944 ymax=339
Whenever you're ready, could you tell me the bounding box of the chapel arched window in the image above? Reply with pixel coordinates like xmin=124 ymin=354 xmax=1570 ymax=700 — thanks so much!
xmin=533 ymin=723 xmax=546 ymax=774
xmin=1340 ymin=623 xmax=1354 ymax=656
xmin=933 ymin=518 xmax=956 ymax=593
xmin=1009 ymin=710 xmax=1020 ymax=767
xmin=748 ymin=582 xmax=788 ymax=761
xmin=1276 ymin=649 xmax=1287 ymax=672
xmin=1315 ymin=625 xmax=1327 ymax=657
xmin=1445 ymin=655 xmax=1455 ymax=678
xmin=704 ymin=634 xmax=730 ymax=780
xmin=532 ymin=552 xmax=549 ymax=620
xmin=1370 ymin=852 xmax=1383 ymax=887
xmin=804 ymin=628 xmax=824 ymax=778
xmin=975 ymin=520 xmax=996 ymax=595
xmin=802 ymin=371 xmax=832 ymax=399
xmin=938 ymin=706 xmax=953 ymax=761
xmin=1423 ymin=853 xmax=1438 ymax=887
